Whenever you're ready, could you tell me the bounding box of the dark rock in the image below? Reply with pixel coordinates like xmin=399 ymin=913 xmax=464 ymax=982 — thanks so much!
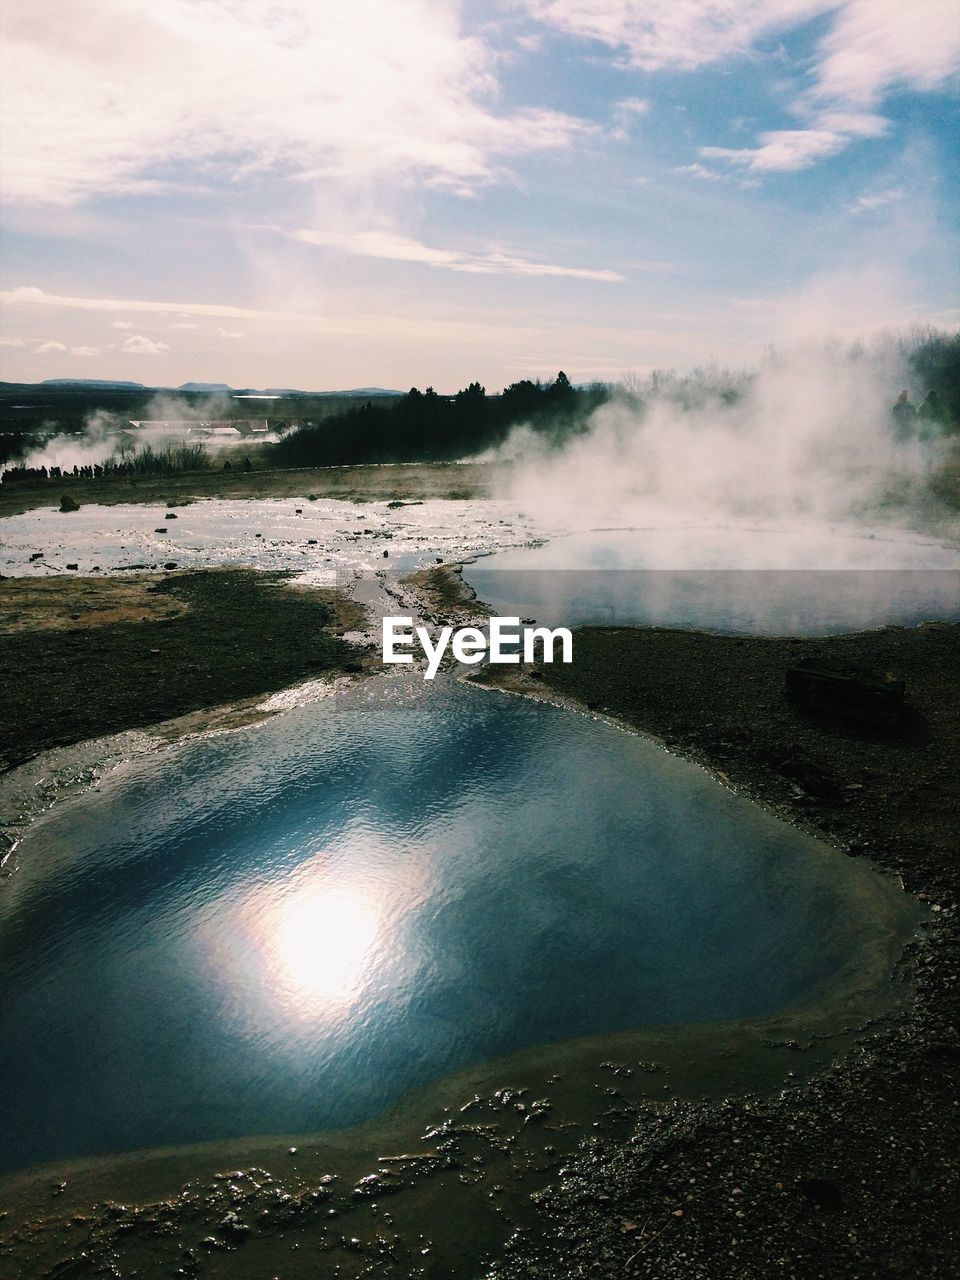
xmin=797 ymin=1176 xmax=844 ymax=1209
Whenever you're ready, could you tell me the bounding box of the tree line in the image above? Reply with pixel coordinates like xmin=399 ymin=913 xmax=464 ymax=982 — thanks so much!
xmin=273 ymin=373 xmax=610 ymax=468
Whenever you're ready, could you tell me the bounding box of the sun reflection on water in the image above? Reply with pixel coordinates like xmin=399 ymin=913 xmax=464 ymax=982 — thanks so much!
xmin=267 ymin=885 xmax=380 ymax=1012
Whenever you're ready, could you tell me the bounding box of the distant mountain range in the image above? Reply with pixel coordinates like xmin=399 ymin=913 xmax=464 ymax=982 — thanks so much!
xmin=39 ymin=378 xmax=148 ymax=390
xmin=24 ymin=379 xmax=403 ymax=396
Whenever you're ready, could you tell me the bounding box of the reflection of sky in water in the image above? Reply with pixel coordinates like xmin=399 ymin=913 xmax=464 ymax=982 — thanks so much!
xmin=462 ymin=527 xmax=960 ymax=633
xmin=0 ymin=679 xmax=913 ymax=1173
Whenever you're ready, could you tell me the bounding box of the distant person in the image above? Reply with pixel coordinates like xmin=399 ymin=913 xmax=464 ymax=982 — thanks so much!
xmin=242 ymin=456 xmax=252 ymax=471
xmin=891 ymin=390 xmax=916 ymax=441
xmin=916 ymin=389 xmax=946 ymax=439
xmin=223 ymin=459 xmax=232 ymax=471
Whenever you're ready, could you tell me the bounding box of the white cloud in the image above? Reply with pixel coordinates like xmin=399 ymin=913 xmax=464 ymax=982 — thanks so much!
xmin=702 ymin=128 xmax=854 ymax=173
xmin=0 ymin=0 xmax=591 ymax=206
xmin=111 ymin=320 xmax=134 ymax=330
xmin=615 ymin=96 xmax=650 ymax=117
xmin=33 ymin=340 xmax=67 ymax=353
xmin=706 ymin=0 xmax=958 ymax=174
xmin=70 ymin=345 xmax=99 ymax=356
xmin=813 ymin=111 xmax=890 ymax=138
xmin=699 ymin=113 xmax=898 ymax=180
xmin=292 ymin=228 xmax=626 ymax=280
xmin=170 ymin=322 xmax=200 ymax=330
xmin=122 ymin=334 xmax=170 ymax=355
xmin=673 ymin=162 xmax=724 ymax=181
xmin=611 ymin=95 xmax=650 ymax=139
xmin=2 ymin=285 xmax=279 ymax=322
xmin=808 ymin=0 xmax=960 ymax=108
xmin=0 ymin=336 xmax=26 ymax=348
xmin=525 ymin=0 xmax=959 ymax=178
xmin=216 ymin=327 xmax=246 ymax=338
xmin=849 ymin=186 xmax=905 ymax=213
xmin=519 ymin=0 xmax=833 ymax=71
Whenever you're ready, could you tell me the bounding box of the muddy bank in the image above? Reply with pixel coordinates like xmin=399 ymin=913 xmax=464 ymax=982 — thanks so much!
xmin=0 ymin=460 xmax=501 ymax=519
xmin=402 ymin=562 xmax=490 ymax=623
xmin=0 ymin=569 xmax=367 ymax=773
xmin=473 ymin=622 xmax=959 ymax=1278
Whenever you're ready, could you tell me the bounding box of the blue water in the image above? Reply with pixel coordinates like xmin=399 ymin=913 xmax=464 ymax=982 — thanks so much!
xmin=0 ymin=679 xmax=909 ymax=1175
xmin=461 ymin=528 xmax=960 ymax=633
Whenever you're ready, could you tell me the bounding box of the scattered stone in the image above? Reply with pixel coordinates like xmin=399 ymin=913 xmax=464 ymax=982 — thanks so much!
xmin=217 ymin=1210 xmax=250 ymax=1239
xmin=59 ymin=495 xmax=79 ymax=512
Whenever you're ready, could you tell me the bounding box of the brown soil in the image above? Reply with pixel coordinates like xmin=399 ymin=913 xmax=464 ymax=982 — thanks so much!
xmin=0 ymin=574 xmax=188 ymax=634
xmin=402 ymin=563 xmax=490 ymax=621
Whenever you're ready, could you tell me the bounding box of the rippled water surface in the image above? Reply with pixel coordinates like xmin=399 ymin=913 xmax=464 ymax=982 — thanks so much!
xmin=0 ymin=679 xmax=915 ymax=1175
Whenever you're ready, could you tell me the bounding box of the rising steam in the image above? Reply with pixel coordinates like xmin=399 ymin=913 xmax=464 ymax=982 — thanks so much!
xmin=494 ymin=335 xmax=957 ymax=535
xmin=4 ymin=392 xmax=240 ymax=476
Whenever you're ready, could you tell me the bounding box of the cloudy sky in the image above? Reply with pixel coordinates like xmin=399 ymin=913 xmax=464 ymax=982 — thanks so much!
xmin=1 ymin=0 xmax=958 ymax=391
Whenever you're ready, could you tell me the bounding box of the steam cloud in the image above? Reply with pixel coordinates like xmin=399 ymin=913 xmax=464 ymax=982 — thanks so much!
xmin=5 ymin=392 xmax=240 ymax=475
xmin=492 ymin=336 xmax=955 ymax=535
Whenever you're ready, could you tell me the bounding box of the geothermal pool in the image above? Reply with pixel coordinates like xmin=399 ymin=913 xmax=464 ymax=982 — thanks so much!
xmin=0 ymin=677 xmax=917 ymax=1176
xmin=462 ymin=526 xmax=960 ymax=633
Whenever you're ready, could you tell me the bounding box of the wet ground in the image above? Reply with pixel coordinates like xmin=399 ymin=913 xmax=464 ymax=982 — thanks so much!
xmin=0 ymin=492 xmax=535 ymax=583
